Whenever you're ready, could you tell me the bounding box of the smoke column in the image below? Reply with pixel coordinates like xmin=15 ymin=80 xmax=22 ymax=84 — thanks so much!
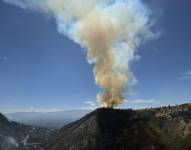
xmin=3 ymin=0 xmax=154 ymax=108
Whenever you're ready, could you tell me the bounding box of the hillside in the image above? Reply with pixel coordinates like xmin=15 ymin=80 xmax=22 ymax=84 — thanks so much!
xmin=0 ymin=113 xmax=53 ymax=150
xmin=0 ymin=103 xmax=190 ymax=150
xmin=46 ymin=103 xmax=191 ymax=150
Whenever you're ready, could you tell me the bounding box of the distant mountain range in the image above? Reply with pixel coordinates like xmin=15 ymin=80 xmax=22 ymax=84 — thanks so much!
xmin=5 ymin=110 xmax=91 ymax=128
xmin=0 ymin=103 xmax=191 ymax=150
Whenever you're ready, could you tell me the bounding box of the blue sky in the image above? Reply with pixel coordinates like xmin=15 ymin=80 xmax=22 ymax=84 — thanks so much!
xmin=0 ymin=0 xmax=191 ymax=112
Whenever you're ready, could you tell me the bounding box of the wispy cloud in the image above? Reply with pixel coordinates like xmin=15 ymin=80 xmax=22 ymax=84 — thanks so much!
xmin=3 ymin=57 xmax=8 ymax=61
xmin=81 ymin=101 xmax=97 ymax=110
xmin=84 ymin=101 xmax=96 ymax=107
xmin=130 ymin=99 xmax=159 ymax=104
xmin=179 ymin=70 xmax=191 ymax=80
xmin=2 ymin=0 xmax=28 ymax=9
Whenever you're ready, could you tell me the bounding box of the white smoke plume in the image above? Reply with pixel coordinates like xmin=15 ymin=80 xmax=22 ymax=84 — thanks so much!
xmin=0 ymin=135 xmax=19 ymax=149
xmin=3 ymin=0 xmax=154 ymax=108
